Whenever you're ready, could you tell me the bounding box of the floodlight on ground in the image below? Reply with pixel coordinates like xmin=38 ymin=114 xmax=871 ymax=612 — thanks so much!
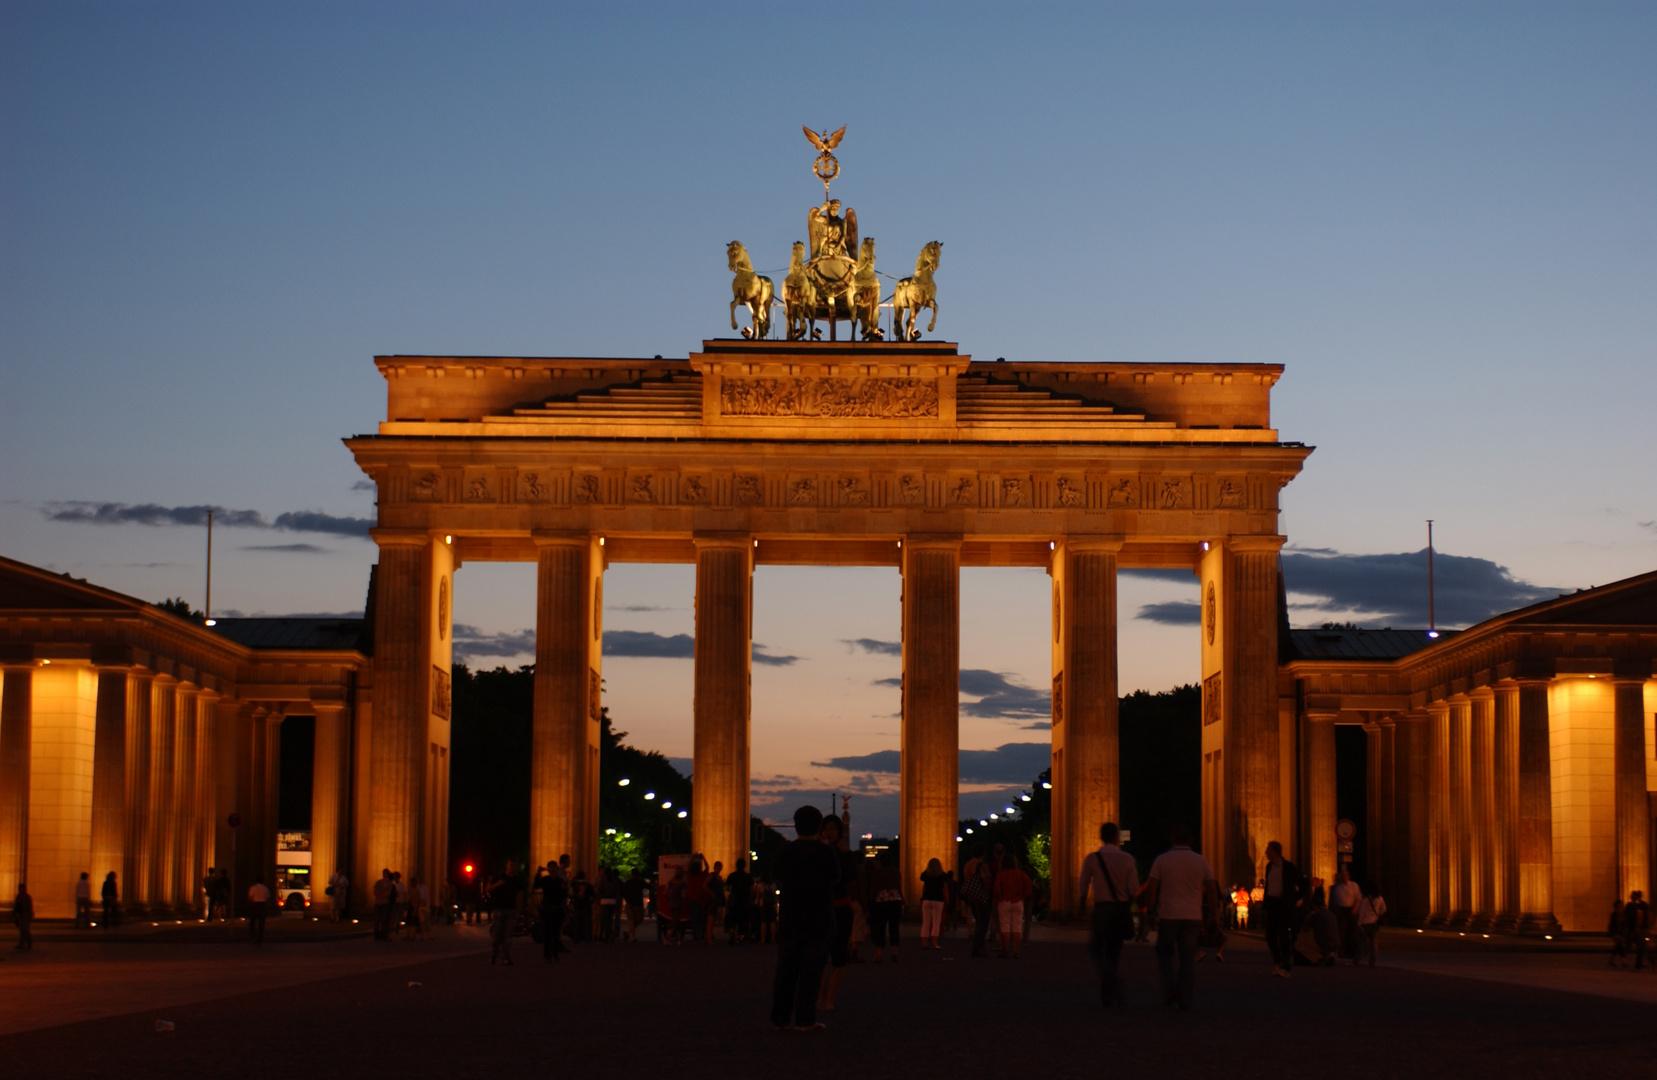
xmin=623 ymin=832 xmax=631 ymax=838
xmin=205 ymin=618 xmax=217 ymax=626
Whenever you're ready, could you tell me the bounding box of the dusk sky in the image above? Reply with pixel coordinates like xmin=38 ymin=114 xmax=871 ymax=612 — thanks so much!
xmin=4 ymin=2 xmax=1653 ymax=836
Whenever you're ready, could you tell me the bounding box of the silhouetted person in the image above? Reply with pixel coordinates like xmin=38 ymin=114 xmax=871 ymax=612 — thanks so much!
xmin=1079 ymin=821 xmax=1139 ymax=1006
xmin=769 ymin=804 xmax=840 ymax=1031
xmin=74 ymin=872 xmax=92 ymax=928
xmin=487 ymin=860 xmax=523 ymax=965
xmin=533 ymin=861 xmax=568 ymax=962
xmin=1143 ymin=825 xmax=1218 ymax=1010
xmin=373 ymin=869 xmax=393 ymax=940
xmin=725 ymin=859 xmax=753 ymax=944
xmin=246 ymin=876 xmax=270 ymax=944
xmin=101 ymin=871 xmax=119 ymax=929
xmin=1261 ymin=841 xmax=1306 ymax=977
xmin=13 ymin=882 xmax=34 ymax=951
xmin=1628 ymin=891 xmax=1651 ymax=971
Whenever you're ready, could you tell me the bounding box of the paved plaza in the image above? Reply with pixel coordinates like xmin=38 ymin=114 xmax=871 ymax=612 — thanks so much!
xmin=2 ymin=924 xmax=1653 ymax=1078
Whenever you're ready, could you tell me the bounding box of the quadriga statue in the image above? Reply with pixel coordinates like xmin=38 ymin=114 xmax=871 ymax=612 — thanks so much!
xmin=891 ymin=241 xmax=941 ymax=341
xmin=727 ymin=241 xmax=774 ymax=340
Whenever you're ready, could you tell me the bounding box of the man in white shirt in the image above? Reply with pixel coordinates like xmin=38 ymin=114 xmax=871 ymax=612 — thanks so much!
xmin=1079 ymin=821 xmax=1140 ymax=1006
xmin=246 ymin=877 xmax=271 ymax=945
xmin=1143 ymin=825 xmax=1218 ymax=1011
xmin=1329 ymin=870 xmax=1361 ymax=962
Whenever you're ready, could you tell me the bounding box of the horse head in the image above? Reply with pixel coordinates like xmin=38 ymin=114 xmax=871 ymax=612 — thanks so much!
xmin=789 ymin=241 xmax=806 ymax=273
xmin=727 ymin=241 xmax=750 ymax=272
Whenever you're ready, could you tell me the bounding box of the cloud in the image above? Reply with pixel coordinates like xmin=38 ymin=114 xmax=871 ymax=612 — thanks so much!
xmin=44 ymin=501 xmax=372 ymax=539
xmin=603 ymin=629 xmax=694 ymax=657
xmin=241 ymin=543 xmax=331 ymax=554
xmin=812 ymin=742 xmax=1050 ymax=785
xmin=351 ymin=479 xmax=377 ymax=491
xmin=608 ymin=604 xmax=676 ymax=612
xmin=1120 ymin=568 xmax=1197 ymax=583
xmin=1282 ymin=548 xmax=1564 ymax=628
xmin=1136 ymin=600 xmax=1202 ymax=625
xmin=752 ymin=643 xmax=800 ymax=667
xmin=959 ymin=669 xmax=1050 ymax=720
xmin=453 ymin=624 xmax=537 ymax=662
xmin=843 ymin=638 xmax=902 ymax=656
xmin=870 ymin=676 xmax=902 ymax=688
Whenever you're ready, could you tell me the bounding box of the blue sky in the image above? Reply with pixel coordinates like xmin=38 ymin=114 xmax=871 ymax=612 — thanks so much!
xmin=3 ymin=2 xmax=1653 ymax=835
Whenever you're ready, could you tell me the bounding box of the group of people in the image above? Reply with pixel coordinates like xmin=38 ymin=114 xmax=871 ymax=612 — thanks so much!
xmin=370 ymin=869 xmax=436 ymax=942
xmin=1608 ymin=890 xmax=1652 ymax=970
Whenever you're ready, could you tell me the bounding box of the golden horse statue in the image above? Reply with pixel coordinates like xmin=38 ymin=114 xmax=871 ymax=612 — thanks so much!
xmin=727 ymin=241 xmax=774 ymax=340
xmin=851 ymin=238 xmax=882 ymax=341
xmin=890 ymin=241 xmax=941 ymax=341
xmin=782 ymin=241 xmax=818 ymax=341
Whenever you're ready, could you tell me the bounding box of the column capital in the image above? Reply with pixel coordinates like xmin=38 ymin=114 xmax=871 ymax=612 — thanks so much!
xmin=692 ymin=532 xmax=754 ymax=552
xmin=1060 ymin=535 xmax=1125 ymax=555
xmin=1224 ymin=534 xmax=1287 ymax=555
xmin=901 ymin=534 xmax=963 ymax=553
xmin=531 ymin=529 xmax=596 ymax=549
xmin=370 ymin=527 xmax=433 ymax=549
xmin=1611 ymin=657 xmax=1651 ymax=683
xmin=1468 ymin=685 xmax=1496 ymax=703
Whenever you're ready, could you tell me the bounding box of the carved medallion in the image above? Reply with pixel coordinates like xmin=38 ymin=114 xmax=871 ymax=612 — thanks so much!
xmin=734 ymin=475 xmax=764 ymax=505
xmin=680 ymin=476 xmax=708 ymax=504
xmin=1107 ymin=478 xmax=1136 ymax=508
xmin=721 ymin=377 xmax=939 ymax=418
xmin=574 ymin=475 xmax=602 ymax=503
xmin=1206 ymin=581 xmax=1217 ymax=645
xmin=1002 ymin=477 xmax=1029 ymax=507
xmin=1056 ymin=477 xmax=1084 ymax=508
xmin=1216 ymin=477 xmax=1244 ymax=509
xmin=432 ymin=664 xmax=451 ymax=721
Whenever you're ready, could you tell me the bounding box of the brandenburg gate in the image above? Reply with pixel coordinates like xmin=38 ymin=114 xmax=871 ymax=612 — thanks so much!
xmin=346 ymin=339 xmax=1311 ymax=909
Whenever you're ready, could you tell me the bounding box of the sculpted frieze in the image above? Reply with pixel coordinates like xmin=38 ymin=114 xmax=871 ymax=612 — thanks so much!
xmin=896 ymin=474 xmax=924 ymax=505
xmin=1001 ymin=477 xmax=1029 ymax=507
xmin=465 ymin=474 xmax=493 ymax=502
xmin=1216 ymin=477 xmax=1244 ymax=509
xmin=518 ymin=472 xmax=552 ymax=503
xmin=629 ymin=473 xmax=656 ymax=503
xmin=790 ymin=476 xmax=818 ymax=505
xmin=950 ymin=477 xmax=976 ymax=506
xmin=680 ymin=475 xmax=708 ymax=504
xmin=574 ymin=474 xmax=602 ymax=504
xmin=720 ymin=376 xmax=939 ymax=418
xmin=838 ymin=476 xmax=870 ymax=506
xmin=1159 ymin=476 xmax=1191 ymax=509
xmin=1055 ymin=477 xmax=1084 ymax=508
xmin=1107 ymin=478 xmax=1136 ymax=508
xmin=411 ymin=471 xmax=441 ymax=502
xmin=734 ymin=474 xmax=764 ymax=505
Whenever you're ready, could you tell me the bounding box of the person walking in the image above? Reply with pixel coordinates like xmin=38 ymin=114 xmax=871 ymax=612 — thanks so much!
xmin=621 ymin=867 xmax=647 ymax=942
xmin=1261 ymin=841 xmax=1306 ymax=977
xmin=74 ymin=872 xmax=93 ymax=928
xmin=816 ymin=814 xmax=859 ymax=1010
xmin=1079 ymin=822 xmax=1139 ymax=1006
xmin=596 ymin=867 xmax=621 ymax=943
xmin=993 ymin=853 xmax=1033 ymax=959
xmin=533 ymin=861 xmax=568 ymax=962
xmin=569 ymin=871 xmax=595 ymax=942
xmin=757 ymin=873 xmax=778 ymax=944
xmin=684 ymin=858 xmax=711 ymax=944
xmin=725 ymin=859 xmax=754 ymax=944
xmin=1609 ymin=899 xmax=1630 ymax=968
xmin=213 ymin=869 xmax=231 ymax=921
xmin=769 ymin=805 xmax=840 ymax=1031
xmin=708 ymin=860 xmax=727 ymax=943
xmin=101 ymin=871 xmax=120 ymax=929
xmin=866 ymin=850 xmax=904 ymax=962
xmin=1142 ymin=825 xmax=1218 ymax=1011
xmin=961 ymin=842 xmax=994 ymax=958
xmin=1357 ymin=880 xmax=1386 ymax=967
xmin=919 ymin=857 xmax=948 ymax=949
xmin=661 ymin=866 xmax=687 ymax=944
xmin=13 ymin=882 xmax=34 ymax=951
xmin=1627 ymin=891 xmax=1651 ymax=971
xmin=246 ymin=876 xmax=270 ymax=944
xmin=1329 ymin=869 xmax=1361 ymax=962
xmin=487 ymin=861 xmax=524 ymax=965
xmin=389 ymin=872 xmax=406 ymax=938
xmin=372 ymin=869 xmax=393 ymax=941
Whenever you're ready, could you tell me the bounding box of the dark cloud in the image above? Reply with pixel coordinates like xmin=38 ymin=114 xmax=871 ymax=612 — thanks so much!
xmin=241 ymin=543 xmax=331 ymax=554
xmin=1120 ymin=568 xmax=1197 ymax=583
xmin=603 ymin=630 xmax=694 ymax=658
xmin=843 ymin=638 xmax=902 ymax=656
xmin=1136 ymin=600 xmax=1202 ymax=625
xmin=752 ymin=643 xmax=800 ymax=667
xmin=608 ymin=604 xmax=676 ymax=612
xmin=453 ymin=624 xmax=537 ymax=662
xmin=1282 ymin=548 xmax=1565 ymax=628
xmin=959 ymin=669 xmax=1050 ymax=720
xmin=870 ymin=676 xmax=902 ymax=688
xmin=812 ymin=742 xmax=1049 ymax=785
xmin=351 ymin=479 xmax=377 ymax=491
xmin=44 ymin=501 xmax=372 ymax=539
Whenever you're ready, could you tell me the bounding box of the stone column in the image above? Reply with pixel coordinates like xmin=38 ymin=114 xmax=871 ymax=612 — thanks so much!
xmin=122 ymin=670 xmax=152 ymax=917
xmin=692 ymin=535 xmax=753 ymax=876
xmin=1426 ymin=702 xmax=1450 ymax=924
xmin=1365 ymin=719 xmax=1392 ymax=894
xmin=173 ymin=685 xmax=199 ymax=916
xmin=194 ymin=691 xmax=218 ymax=914
xmin=531 ymin=532 xmax=603 ymax=878
xmin=1395 ymin=713 xmax=1432 ymax=922
xmin=0 ymin=664 xmax=32 ymax=911
xmin=88 ymin=667 xmax=129 ymax=911
xmin=25 ymin=663 xmax=99 ymax=919
xmin=1492 ymin=683 xmax=1521 ymax=930
xmin=1304 ymin=710 xmax=1339 ymax=887
xmin=901 ymin=537 xmax=960 ymax=911
xmin=367 ymin=531 xmax=431 ymax=882
xmin=1446 ymin=696 xmax=1473 ymax=927
xmin=1222 ymin=536 xmax=1285 ymax=889
xmin=310 ymin=701 xmax=350 ymax=911
xmin=148 ymin=675 xmax=177 ymax=910
xmin=261 ymin=714 xmax=283 ymax=898
xmin=1515 ymin=678 xmax=1560 ymax=935
xmin=1469 ymin=689 xmax=1496 ymax=930
xmin=1613 ymin=670 xmax=1652 ymax=905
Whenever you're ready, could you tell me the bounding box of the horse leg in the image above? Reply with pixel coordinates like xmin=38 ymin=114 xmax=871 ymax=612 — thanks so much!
xmin=927 ymin=299 xmax=938 ymax=333
xmin=730 ymin=297 xmax=739 ymax=331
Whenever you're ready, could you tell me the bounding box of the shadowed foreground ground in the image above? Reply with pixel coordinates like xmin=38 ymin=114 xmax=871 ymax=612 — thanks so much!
xmin=2 ymin=926 xmax=1653 ymax=1079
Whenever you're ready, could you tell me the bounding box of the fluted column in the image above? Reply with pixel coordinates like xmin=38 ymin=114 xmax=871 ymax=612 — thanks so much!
xmin=1305 ymin=710 xmax=1338 ymax=887
xmin=367 ymin=531 xmax=430 ymax=882
xmin=1365 ymin=719 xmax=1392 ymax=893
xmin=531 ymin=531 xmax=603 ymax=878
xmin=1613 ymin=672 xmax=1651 ymax=905
xmin=310 ymin=701 xmax=350 ymax=907
xmin=692 ymin=536 xmax=753 ymax=876
xmin=148 ymin=674 xmax=177 ymax=910
xmin=173 ymin=685 xmax=199 ymax=915
xmin=1223 ymin=536 xmax=1285 ymax=889
xmin=1446 ymin=696 xmax=1473 ymax=927
xmin=1515 ymin=678 xmax=1559 ymax=935
xmin=1395 ymin=713 xmax=1432 ymax=922
xmin=1469 ymin=689 xmax=1496 ymax=930
xmin=1426 ymin=702 xmax=1450 ymax=924
xmin=0 ymin=665 xmax=33 ymax=911
xmin=194 ymin=691 xmax=219 ymax=912
xmin=1492 ymin=683 xmax=1521 ymax=929
xmin=89 ymin=667 xmax=129 ymax=912
xmin=122 ymin=671 xmax=152 ymax=916
xmin=901 ymin=537 xmax=960 ymax=912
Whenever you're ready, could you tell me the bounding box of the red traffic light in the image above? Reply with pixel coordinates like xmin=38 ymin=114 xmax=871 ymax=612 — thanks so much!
xmin=463 ymin=863 xmax=474 ymax=876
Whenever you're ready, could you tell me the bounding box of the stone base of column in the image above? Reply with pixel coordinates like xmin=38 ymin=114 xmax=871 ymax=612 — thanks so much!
xmin=1488 ymin=913 xmax=1522 ymax=934
xmin=1444 ymin=910 xmax=1472 ymax=930
xmin=1516 ymin=912 xmax=1562 ymax=937
xmin=1465 ymin=914 xmax=1494 ymax=933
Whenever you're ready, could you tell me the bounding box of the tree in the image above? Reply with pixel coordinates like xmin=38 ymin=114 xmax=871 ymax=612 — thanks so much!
xmin=156 ymin=597 xmax=205 ymax=624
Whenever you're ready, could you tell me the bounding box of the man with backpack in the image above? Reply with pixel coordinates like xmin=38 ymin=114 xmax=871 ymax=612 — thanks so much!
xmin=1079 ymin=821 xmax=1140 ymax=1006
